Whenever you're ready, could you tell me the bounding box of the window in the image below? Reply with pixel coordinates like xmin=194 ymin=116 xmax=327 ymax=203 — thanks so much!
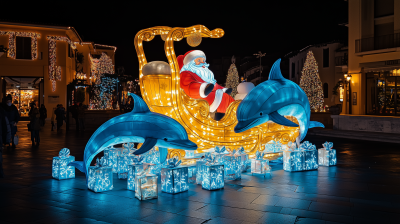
xmin=323 ymin=48 xmax=329 ymax=68
xmin=16 ymin=36 xmax=31 ymax=59
xmin=323 ymin=83 xmax=329 ymax=98
xmin=374 ymin=0 xmax=394 ymax=18
xmin=291 ymin=63 xmax=295 ymax=78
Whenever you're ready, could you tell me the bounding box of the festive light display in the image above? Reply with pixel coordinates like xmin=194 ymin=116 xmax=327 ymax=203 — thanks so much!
xmin=0 ymin=31 xmax=41 ymax=59
xmin=202 ymin=154 xmax=224 ymax=190
xmin=318 ymin=142 xmax=337 ymax=166
xmin=135 ymin=25 xmax=300 ymax=156
xmin=283 ymin=141 xmax=318 ymax=172
xmin=251 ymin=151 xmax=270 ymax=176
xmin=143 ymin=147 xmax=163 ymax=174
xmin=300 ymin=51 xmax=324 ymax=111
xmin=135 ymin=174 xmax=158 ymax=200
xmin=300 ymin=141 xmax=318 ymax=170
xmin=226 ymin=63 xmax=239 ymax=98
xmin=104 ymin=146 xmax=123 ymax=173
xmin=52 ymin=148 xmax=75 ymax=180
xmin=161 ymin=157 xmax=189 ymax=194
xmin=223 ymin=150 xmax=241 ymax=180
xmin=188 ymin=166 xmax=197 ymax=183
xmin=213 ymin=146 xmax=227 ymax=163
xmin=236 ymin=147 xmax=250 ymax=172
xmin=264 ymin=141 xmax=283 ymax=153
xmin=89 ymin=53 xmax=115 ymax=85
xmin=127 ymin=156 xmax=154 ymax=191
xmin=117 ymin=148 xmax=134 ymax=179
xmin=88 ymin=157 xmax=113 ymax=192
xmin=196 ymin=157 xmax=207 ymax=184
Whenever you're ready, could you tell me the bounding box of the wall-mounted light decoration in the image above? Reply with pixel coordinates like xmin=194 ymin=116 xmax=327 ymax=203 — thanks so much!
xmin=0 ymin=30 xmax=41 ymax=59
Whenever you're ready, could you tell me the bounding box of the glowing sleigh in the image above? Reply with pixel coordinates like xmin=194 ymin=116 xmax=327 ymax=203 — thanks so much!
xmin=135 ymin=25 xmax=300 ymax=157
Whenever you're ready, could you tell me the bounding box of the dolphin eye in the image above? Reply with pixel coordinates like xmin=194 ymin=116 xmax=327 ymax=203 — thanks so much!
xmin=260 ymin=112 xmax=263 ymax=116
xmin=164 ymin=138 xmax=168 ymax=141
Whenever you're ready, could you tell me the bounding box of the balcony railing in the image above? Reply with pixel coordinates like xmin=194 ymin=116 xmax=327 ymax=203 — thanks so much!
xmin=355 ymin=33 xmax=400 ymax=53
xmin=335 ymin=56 xmax=348 ymax=66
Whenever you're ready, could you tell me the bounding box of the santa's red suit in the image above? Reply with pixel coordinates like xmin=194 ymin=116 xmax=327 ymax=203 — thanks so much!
xmin=178 ymin=50 xmax=234 ymax=113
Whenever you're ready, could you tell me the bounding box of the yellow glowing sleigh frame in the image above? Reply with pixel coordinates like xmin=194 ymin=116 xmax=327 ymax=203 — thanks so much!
xmin=134 ymin=25 xmax=299 ymax=157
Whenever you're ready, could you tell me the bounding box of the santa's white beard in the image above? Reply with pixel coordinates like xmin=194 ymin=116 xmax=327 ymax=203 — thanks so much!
xmin=181 ymin=60 xmax=217 ymax=85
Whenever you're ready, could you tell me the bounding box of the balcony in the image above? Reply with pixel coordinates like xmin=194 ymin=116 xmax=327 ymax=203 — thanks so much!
xmin=335 ymin=56 xmax=348 ymax=66
xmin=355 ymin=33 xmax=400 ymax=53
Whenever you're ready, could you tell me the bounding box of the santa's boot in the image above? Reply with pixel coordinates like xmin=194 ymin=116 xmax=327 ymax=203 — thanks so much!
xmin=204 ymin=84 xmax=214 ymax=96
xmin=214 ymin=112 xmax=225 ymax=121
xmin=224 ymin=88 xmax=232 ymax=95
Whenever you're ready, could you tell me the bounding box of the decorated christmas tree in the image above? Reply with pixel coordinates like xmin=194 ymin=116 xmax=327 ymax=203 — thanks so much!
xmin=300 ymin=51 xmax=324 ymax=111
xmin=225 ymin=62 xmax=239 ymax=98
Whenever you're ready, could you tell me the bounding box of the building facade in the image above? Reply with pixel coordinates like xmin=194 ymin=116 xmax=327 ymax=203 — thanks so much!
xmin=0 ymin=21 xmax=116 ymax=119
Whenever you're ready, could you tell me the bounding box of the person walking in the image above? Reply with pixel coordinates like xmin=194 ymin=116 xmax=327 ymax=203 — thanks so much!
xmin=78 ymin=103 xmax=85 ymax=131
xmin=28 ymin=101 xmax=40 ymax=147
xmin=55 ymin=104 xmax=65 ymax=131
xmin=51 ymin=107 xmax=56 ymax=131
xmin=39 ymin=104 xmax=47 ymax=127
xmin=3 ymin=94 xmax=20 ymax=148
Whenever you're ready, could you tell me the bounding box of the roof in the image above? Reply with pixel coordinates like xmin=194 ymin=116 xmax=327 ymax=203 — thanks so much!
xmin=284 ymin=40 xmax=347 ymax=58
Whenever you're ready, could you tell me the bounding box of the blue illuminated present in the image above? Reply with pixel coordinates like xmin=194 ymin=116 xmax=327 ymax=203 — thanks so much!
xmin=52 ymin=148 xmax=75 ymax=180
xmin=161 ymin=167 xmax=189 ymax=194
xmin=88 ymin=158 xmax=113 ymax=192
xmin=236 ymin=147 xmax=249 ymax=172
xmin=185 ymin=150 xmax=194 ymax=158
xmin=264 ymin=141 xmax=283 ymax=153
xmin=196 ymin=160 xmax=207 ymax=184
xmin=135 ymin=174 xmax=158 ymax=200
xmin=202 ymin=164 xmax=224 ymax=190
xmin=127 ymin=163 xmax=154 ymax=191
xmin=143 ymin=147 xmax=162 ymax=174
xmin=318 ymin=142 xmax=337 ymax=166
xmin=300 ymin=141 xmax=318 ymax=170
xmin=117 ymin=150 xmax=135 ymax=179
xmin=223 ymin=152 xmax=241 ymax=180
xmin=104 ymin=146 xmax=123 ymax=173
xmin=283 ymin=150 xmax=305 ymax=172
xmin=212 ymin=146 xmax=227 ymax=163
xmin=188 ymin=166 xmax=197 ymax=183
xmin=251 ymin=159 xmax=270 ymax=175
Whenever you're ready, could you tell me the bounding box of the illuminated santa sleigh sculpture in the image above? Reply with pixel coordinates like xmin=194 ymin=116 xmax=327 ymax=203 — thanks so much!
xmin=135 ymin=25 xmax=300 ymax=158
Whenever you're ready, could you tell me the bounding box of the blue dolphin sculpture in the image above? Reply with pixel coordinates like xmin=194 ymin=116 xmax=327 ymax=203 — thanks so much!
xmin=69 ymin=93 xmax=197 ymax=181
xmin=234 ymin=59 xmax=324 ymax=142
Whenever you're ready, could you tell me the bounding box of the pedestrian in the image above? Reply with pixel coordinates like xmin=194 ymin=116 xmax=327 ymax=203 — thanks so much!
xmin=78 ymin=103 xmax=85 ymax=131
xmin=51 ymin=107 xmax=56 ymax=131
xmin=39 ymin=104 xmax=47 ymax=127
xmin=28 ymin=101 xmax=40 ymax=147
xmin=55 ymin=104 xmax=65 ymax=131
xmin=2 ymin=94 xmax=20 ymax=148
xmin=70 ymin=103 xmax=79 ymax=130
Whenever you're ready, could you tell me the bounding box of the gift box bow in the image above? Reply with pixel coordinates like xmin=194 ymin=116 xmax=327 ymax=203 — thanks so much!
xmin=204 ymin=152 xmax=212 ymax=161
xmin=237 ymin=147 xmax=246 ymax=154
xmin=206 ymin=154 xmax=218 ymax=165
xmin=256 ymin=151 xmax=266 ymax=160
xmin=300 ymin=141 xmax=316 ymax=151
xmin=132 ymin=155 xmax=144 ymax=165
xmin=59 ymin=148 xmax=70 ymax=159
xmin=166 ymin=156 xmax=181 ymax=168
xmin=95 ymin=157 xmax=107 ymax=168
xmin=322 ymin=142 xmax=333 ymax=150
xmin=286 ymin=141 xmax=297 ymax=151
xmin=124 ymin=143 xmax=137 ymax=154
xmin=214 ymin=146 xmax=226 ymax=154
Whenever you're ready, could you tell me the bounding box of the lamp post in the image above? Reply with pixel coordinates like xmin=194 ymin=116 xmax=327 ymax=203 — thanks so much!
xmin=343 ymin=73 xmax=352 ymax=114
xmin=253 ymin=51 xmax=266 ymax=85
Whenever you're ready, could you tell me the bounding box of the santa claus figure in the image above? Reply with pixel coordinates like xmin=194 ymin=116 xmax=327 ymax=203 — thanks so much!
xmin=178 ymin=50 xmax=235 ymax=120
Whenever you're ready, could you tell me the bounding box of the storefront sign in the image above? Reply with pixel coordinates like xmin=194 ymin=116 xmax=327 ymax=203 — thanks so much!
xmin=48 ymin=95 xmax=59 ymax=104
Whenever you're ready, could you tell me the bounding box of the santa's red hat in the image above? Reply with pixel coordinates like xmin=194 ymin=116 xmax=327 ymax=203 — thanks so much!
xmin=177 ymin=50 xmax=206 ymax=70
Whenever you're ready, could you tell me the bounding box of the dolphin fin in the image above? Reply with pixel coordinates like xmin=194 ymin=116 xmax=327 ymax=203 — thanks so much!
xmin=269 ymin=111 xmax=299 ymax=127
xmin=309 ymin=121 xmax=325 ymax=129
xmin=268 ymin=59 xmax=285 ymax=80
xmin=134 ymin=137 xmax=158 ymax=155
xmin=68 ymin=161 xmax=85 ymax=173
xmin=129 ymin=93 xmax=150 ymax=113
xmin=158 ymin=147 xmax=168 ymax=164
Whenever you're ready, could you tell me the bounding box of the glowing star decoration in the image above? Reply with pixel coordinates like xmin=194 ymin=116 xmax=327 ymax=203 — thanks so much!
xmin=236 ymin=147 xmax=250 ymax=172
xmin=88 ymin=157 xmax=113 ymax=192
xmin=318 ymin=142 xmax=337 ymax=166
xmin=264 ymin=141 xmax=283 ymax=153
xmin=127 ymin=156 xmax=154 ymax=191
xmin=104 ymin=146 xmax=123 ymax=173
xmin=235 ymin=59 xmax=325 ymax=143
xmin=135 ymin=170 xmax=158 ymax=200
xmin=0 ymin=31 xmax=41 ymax=59
xmin=161 ymin=157 xmax=189 ymax=194
xmin=52 ymin=148 xmax=75 ymax=180
xmin=300 ymin=141 xmax=318 ymax=170
xmin=202 ymin=154 xmax=224 ymax=191
xmin=300 ymin=51 xmax=324 ymax=111
xmin=223 ymin=150 xmax=241 ymax=180
xmin=251 ymin=151 xmax=270 ymax=176
xmin=117 ymin=148 xmax=135 ymax=179
xmin=68 ymin=93 xmax=197 ymax=188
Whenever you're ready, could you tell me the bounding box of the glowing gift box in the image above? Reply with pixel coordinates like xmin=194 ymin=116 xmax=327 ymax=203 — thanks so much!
xmin=223 ymin=150 xmax=241 ymax=180
xmin=117 ymin=149 xmax=135 ymax=179
xmin=212 ymin=146 xmax=227 ymax=163
xmin=185 ymin=150 xmax=194 ymax=158
xmin=143 ymin=147 xmax=162 ymax=174
xmin=127 ymin=156 xmax=154 ymax=191
xmin=196 ymin=153 xmax=211 ymax=184
xmin=104 ymin=146 xmax=123 ymax=173
xmin=300 ymin=141 xmax=319 ymax=171
xmin=88 ymin=157 xmax=113 ymax=192
xmin=52 ymin=148 xmax=75 ymax=180
xmin=188 ymin=166 xmax=197 ymax=183
xmin=283 ymin=143 xmax=305 ymax=172
xmin=236 ymin=147 xmax=250 ymax=172
xmin=264 ymin=141 xmax=283 ymax=153
xmin=161 ymin=157 xmax=189 ymax=194
xmin=318 ymin=142 xmax=337 ymax=166
xmin=135 ymin=173 xmax=158 ymax=200
xmin=202 ymin=155 xmax=224 ymax=190
xmin=251 ymin=151 xmax=271 ymax=175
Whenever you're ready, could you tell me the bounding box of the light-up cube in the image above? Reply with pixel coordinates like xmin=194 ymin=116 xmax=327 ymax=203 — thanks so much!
xmin=117 ymin=153 xmax=134 ymax=179
xmin=196 ymin=160 xmax=207 ymax=184
xmin=135 ymin=174 xmax=158 ymax=200
xmin=251 ymin=159 xmax=270 ymax=175
xmin=188 ymin=166 xmax=197 ymax=183
xmin=283 ymin=151 xmax=305 ymax=172
xmin=127 ymin=163 xmax=154 ymax=191
xmin=318 ymin=142 xmax=337 ymax=166
xmin=304 ymin=149 xmax=318 ymax=170
xmin=223 ymin=155 xmax=241 ymax=180
xmin=143 ymin=147 xmax=162 ymax=174
xmin=88 ymin=166 xmax=113 ymax=192
xmin=185 ymin=150 xmax=194 ymax=158
xmin=202 ymin=164 xmax=224 ymax=191
xmin=52 ymin=156 xmax=75 ymax=180
xmin=104 ymin=147 xmax=123 ymax=173
xmin=161 ymin=167 xmax=189 ymax=194
xmin=237 ymin=154 xmax=249 ymax=172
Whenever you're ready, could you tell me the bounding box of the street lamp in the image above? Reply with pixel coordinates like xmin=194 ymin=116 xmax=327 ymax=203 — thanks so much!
xmin=254 ymin=51 xmax=266 ymax=84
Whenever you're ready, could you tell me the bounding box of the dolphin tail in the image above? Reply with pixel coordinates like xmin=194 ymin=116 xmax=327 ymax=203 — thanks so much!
xmin=309 ymin=121 xmax=325 ymax=129
xmin=269 ymin=111 xmax=299 ymax=127
xmin=134 ymin=137 xmax=158 ymax=155
xmin=68 ymin=161 xmax=85 ymax=173
xmin=159 ymin=147 xmax=168 ymax=164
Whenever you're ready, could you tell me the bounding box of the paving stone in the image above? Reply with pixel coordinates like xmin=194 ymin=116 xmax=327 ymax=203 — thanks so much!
xmin=275 ymin=197 xmax=312 ymax=210
xmin=257 ymin=212 xmax=297 ymax=224
xmin=295 ymin=217 xmax=326 ymax=224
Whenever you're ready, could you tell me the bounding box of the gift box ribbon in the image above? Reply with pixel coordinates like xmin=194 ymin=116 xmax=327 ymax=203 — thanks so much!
xmin=214 ymin=146 xmax=226 ymax=154
xmin=300 ymin=141 xmax=316 ymax=151
xmin=166 ymin=156 xmax=181 ymax=168
xmin=322 ymin=142 xmax=333 ymax=150
xmin=95 ymin=157 xmax=107 ymax=168
xmin=59 ymin=148 xmax=70 ymax=159
xmin=256 ymin=151 xmax=265 ymax=160
xmin=133 ymin=155 xmax=144 ymax=165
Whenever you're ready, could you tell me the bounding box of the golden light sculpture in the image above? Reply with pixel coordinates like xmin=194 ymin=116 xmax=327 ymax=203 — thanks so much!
xmin=134 ymin=25 xmax=299 ymax=157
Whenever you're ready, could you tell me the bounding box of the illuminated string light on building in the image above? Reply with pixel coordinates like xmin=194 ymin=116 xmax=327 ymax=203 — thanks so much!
xmin=300 ymin=51 xmax=324 ymax=111
xmin=0 ymin=30 xmax=41 ymax=59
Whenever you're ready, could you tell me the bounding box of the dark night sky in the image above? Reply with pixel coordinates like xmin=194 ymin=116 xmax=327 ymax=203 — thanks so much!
xmin=2 ymin=1 xmax=347 ymax=79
